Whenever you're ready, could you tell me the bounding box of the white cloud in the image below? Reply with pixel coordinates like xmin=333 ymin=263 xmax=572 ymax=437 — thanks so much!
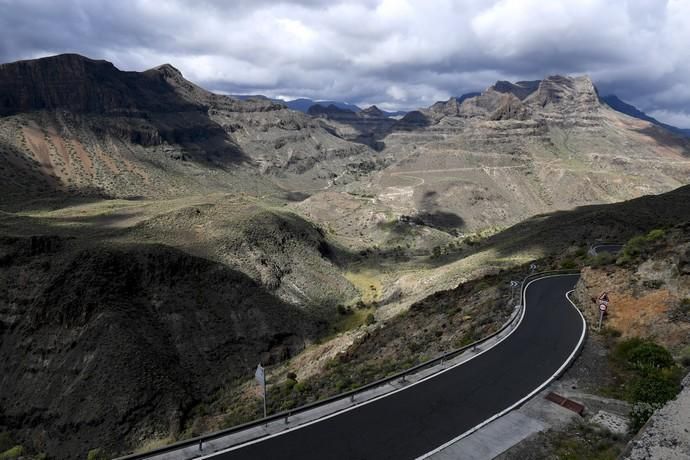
xmin=0 ymin=0 xmax=689 ymax=125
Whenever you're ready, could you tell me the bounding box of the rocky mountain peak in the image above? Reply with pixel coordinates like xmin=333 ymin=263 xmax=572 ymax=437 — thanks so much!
xmin=527 ymin=75 xmax=599 ymax=106
xmin=490 ymin=80 xmax=540 ymax=100
xmin=307 ymin=104 xmax=357 ymax=118
xmin=360 ymin=105 xmax=386 ymax=118
xmin=151 ymin=63 xmax=184 ymax=79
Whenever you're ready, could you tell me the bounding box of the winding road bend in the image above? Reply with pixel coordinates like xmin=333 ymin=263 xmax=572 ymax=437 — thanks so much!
xmin=204 ymin=274 xmax=585 ymax=460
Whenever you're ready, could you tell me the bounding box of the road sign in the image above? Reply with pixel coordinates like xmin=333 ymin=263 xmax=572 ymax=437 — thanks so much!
xmin=255 ymin=363 xmax=267 ymax=418
xmin=255 ymin=364 xmax=265 ymax=388
xmin=599 ymin=304 xmax=607 ymax=312
xmin=510 ymin=280 xmax=519 ymax=288
xmin=530 ymin=263 xmax=537 ymax=271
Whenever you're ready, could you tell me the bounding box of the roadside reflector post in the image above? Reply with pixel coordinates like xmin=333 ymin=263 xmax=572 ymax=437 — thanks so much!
xmin=285 ymin=414 xmax=289 ymax=424
xmin=350 ymin=393 xmax=355 ymax=403
xmin=199 ymin=440 xmax=203 ymax=451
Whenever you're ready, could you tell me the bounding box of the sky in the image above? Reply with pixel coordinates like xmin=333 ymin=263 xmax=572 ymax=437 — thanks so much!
xmin=1 ymin=0 xmax=689 ymax=127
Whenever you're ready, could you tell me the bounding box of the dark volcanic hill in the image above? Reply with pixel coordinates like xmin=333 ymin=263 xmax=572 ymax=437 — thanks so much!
xmin=0 ymin=54 xmax=199 ymax=115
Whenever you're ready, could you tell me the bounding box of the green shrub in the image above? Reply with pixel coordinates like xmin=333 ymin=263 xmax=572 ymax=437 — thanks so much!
xmin=620 ymin=229 xmax=667 ymax=265
xmin=628 ymin=369 xmax=681 ymax=405
xmin=612 ymin=338 xmax=682 ymax=433
xmin=560 ymin=258 xmax=577 ymax=269
xmin=0 ymin=446 xmax=23 ymax=460
xmin=614 ymin=338 xmax=675 ymax=371
xmin=622 ymin=235 xmax=647 ymax=259
xmin=629 ymin=402 xmax=659 ymax=433
xmin=646 ymin=228 xmax=666 ymax=242
xmin=364 ymin=313 xmax=376 ymax=325
xmin=87 ymin=448 xmax=108 ymax=460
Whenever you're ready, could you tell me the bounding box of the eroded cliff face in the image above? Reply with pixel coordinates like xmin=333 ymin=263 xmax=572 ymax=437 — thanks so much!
xmin=365 ymin=75 xmax=690 ymax=233
xmin=0 ymin=236 xmax=322 ymax=458
xmin=0 ymin=54 xmax=381 ymax=203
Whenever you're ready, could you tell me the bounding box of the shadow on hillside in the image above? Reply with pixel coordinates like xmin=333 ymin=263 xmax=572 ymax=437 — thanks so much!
xmin=635 ymin=126 xmax=690 ymax=156
xmin=487 ymin=184 xmax=690 ymax=259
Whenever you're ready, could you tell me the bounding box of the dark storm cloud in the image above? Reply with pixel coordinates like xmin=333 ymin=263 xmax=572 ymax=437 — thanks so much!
xmin=1 ymin=0 xmax=689 ymax=126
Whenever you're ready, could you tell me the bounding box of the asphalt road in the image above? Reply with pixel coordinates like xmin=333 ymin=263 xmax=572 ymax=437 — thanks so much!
xmin=209 ymin=274 xmax=583 ymax=460
xmin=592 ymin=244 xmax=623 ymax=255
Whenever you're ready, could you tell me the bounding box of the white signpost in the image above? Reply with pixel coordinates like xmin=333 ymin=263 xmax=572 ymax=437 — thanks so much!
xmin=256 ymin=363 xmax=267 ymax=419
xmin=598 ymin=302 xmax=608 ymax=330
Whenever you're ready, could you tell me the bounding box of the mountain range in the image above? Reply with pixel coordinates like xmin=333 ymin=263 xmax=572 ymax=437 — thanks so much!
xmin=1 ymin=53 xmax=690 ymax=459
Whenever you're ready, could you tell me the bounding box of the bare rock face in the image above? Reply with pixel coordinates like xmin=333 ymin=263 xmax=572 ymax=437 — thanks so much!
xmin=371 ymin=74 xmax=690 ymax=232
xmin=0 ymin=54 xmax=379 ymax=201
xmin=306 ymin=104 xmax=396 ymax=151
xmin=523 ymin=75 xmax=602 ymax=127
xmin=0 ymin=54 xmax=199 ymax=115
xmin=490 ymin=80 xmax=540 ymax=100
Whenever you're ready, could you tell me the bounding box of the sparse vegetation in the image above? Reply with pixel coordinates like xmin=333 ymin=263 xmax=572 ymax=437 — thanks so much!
xmin=609 ymin=338 xmax=682 ymax=432
xmin=86 ymin=449 xmax=108 ymax=460
xmin=0 ymin=446 xmax=23 ymax=460
xmin=549 ymin=422 xmax=624 ymax=460
xmin=618 ymin=228 xmax=667 ymax=266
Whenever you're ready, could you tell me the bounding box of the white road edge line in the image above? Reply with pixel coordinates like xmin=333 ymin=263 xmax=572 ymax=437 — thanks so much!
xmin=197 ymin=275 xmax=570 ymax=459
xmin=416 ymin=277 xmax=586 ymax=459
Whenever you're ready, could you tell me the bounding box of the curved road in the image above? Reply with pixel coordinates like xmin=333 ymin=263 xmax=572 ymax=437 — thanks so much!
xmin=204 ymin=274 xmax=584 ymax=460
xmin=591 ymin=244 xmax=623 ymax=256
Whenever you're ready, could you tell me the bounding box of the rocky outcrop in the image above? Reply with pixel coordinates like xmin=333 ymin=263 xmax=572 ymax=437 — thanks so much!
xmin=0 ymin=54 xmax=380 ymax=202
xmin=623 ymin=373 xmax=690 ymax=459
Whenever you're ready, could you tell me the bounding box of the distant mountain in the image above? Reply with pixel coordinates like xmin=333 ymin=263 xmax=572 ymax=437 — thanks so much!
xmin=600 ymin=95 xmax=690 ymax=137
xmin=307 ymin=104 xmax=396 ymax=150
xmin=284 ymin=98 xmax=360 ymax=113
xmin=370 ymin=74 xmax=690 ymax=231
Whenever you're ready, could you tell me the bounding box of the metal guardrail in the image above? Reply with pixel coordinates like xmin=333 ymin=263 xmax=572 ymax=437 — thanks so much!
xmin=588 ymin=242 xmax=624 ymax=256
xmin=116 ymin=268 xmax=581 ymax=460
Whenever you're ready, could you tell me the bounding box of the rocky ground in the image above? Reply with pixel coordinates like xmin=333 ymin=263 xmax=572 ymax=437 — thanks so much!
xmin=623 ymin=372 xmax=690 ymax=459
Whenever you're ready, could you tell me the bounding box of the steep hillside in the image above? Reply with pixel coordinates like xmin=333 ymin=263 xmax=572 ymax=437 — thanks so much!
xmin=307 ymin=104 xmax=396 ymax=150
xmin=0 ymin=236 xmax=322 ymax=458
xmin=337 ymin=75 xmax=690 ymax=233
xmin=0 ymin=54 xmax=379 ymax=205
